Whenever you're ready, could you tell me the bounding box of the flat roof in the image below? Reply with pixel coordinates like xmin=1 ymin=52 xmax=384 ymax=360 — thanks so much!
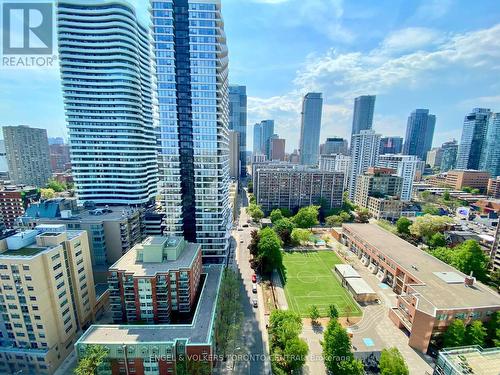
xmin=439 ymin=346 xmax=500 ymax=375
xmin=109 ymin=240 xmax=200 ymax=276
xmin=343 ymin=224 xmax=500 ymax=315
xmin=345 ymin=277 xmax=376 ymax=295
xmin=76 ymin=265 xmax=222 ymax=345
xmin=334 ymin=264 xmax=360 ymax=278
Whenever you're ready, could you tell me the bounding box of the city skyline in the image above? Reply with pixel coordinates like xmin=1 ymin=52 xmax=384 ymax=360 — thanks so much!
xmin=1 ymin=1 xmax=500 ymax=153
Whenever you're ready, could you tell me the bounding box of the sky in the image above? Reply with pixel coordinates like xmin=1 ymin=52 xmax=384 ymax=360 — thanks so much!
xmin=1 ymin=0 xmax=500 ymax=152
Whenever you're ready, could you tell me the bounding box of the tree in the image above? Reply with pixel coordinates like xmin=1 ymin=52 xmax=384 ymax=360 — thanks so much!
xmin=247 ymin=230 xmax=260 ymax=257
xmin=395 ymin=217 xmax=412 ymax=235
xmin=74 ymin=345 xmax=109 ymax=375
xmin=41 ymin=188 xmax=56 ymax=200
xmin=409 ymin=214 xmax=452 ymax=240
xmin=379 ymin=347 xmax=409 ymax=375
xmin=442 ymin=191 xmax=451 ymax=201
xmin=354 ymin=208 xmax=371 ymax=223
xmin=465 ymin=320 xmax=487 ymax=346
xmin=246 ymin=203 xmax=264 ymax=222
xmin=486 ymin=311 xmax=500 ymax=347
xmin=257 ymin=227 xmax=283 ymax=274
xmin=423 ymin=204 xmax=440 ymax=215
xmin=322 ymin=319 xmax=361 ymax=375
xmin=431 ymin=246 xmax=455 ymax=264
xmin=325 ymin=215 xmax=343 ymax=227
xmin=273 ymin=218 xmax=296 ymax=246
xmin=281 ymin=337 xmax=308 ymax=373
xmin=328 ymin=304 xmax=339 ymax=320
xmin=451 ymin=240 xmax=489 ymax=282
xmin=293 ymin=206 xmax=319 ymax=228
xmin=309 ymin=305 xmax=320 ymax=323
xmin=428 ymin=232 xmax=446 ymax=248
xmin=443 ymin=319 xmax=466 ymax=348
xmin=47 ymin=178 xmax=66 ymax=192
xmin=270 ymin=208 xmax=284 ymax=223
xmin=279 ymin=207 xmax=293 ymax=218
xmin=290 ymin=228 xmax=312 ymax=246
xmin=247 ymin=180 xmax=253 ymax=193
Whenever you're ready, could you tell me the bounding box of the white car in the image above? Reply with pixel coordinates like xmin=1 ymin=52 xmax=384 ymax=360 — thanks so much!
xmin=252 ymin=298 xmax=258 ymax=308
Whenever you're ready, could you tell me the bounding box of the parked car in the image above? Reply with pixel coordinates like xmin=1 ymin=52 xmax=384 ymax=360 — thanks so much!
xmin=252 ymin=284 xmax=257 ymax=293
xmin=252 ymin=299 xmax=258 ymax=308
xmin=252 ymin=274 xmax=257 ymax=283
xmin=242 ymin=224 xmax=249 ymax=228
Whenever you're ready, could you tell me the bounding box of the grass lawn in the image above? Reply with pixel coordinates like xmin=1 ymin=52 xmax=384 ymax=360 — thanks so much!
xmin=281 ymin=251 xmax=362 ymax=318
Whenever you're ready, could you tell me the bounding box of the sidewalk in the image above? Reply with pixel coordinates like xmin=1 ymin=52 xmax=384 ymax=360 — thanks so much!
xmin=271 ymin=270 xmax=288 ymax=310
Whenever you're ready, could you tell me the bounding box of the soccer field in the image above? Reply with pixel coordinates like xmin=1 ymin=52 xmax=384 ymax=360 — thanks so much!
xmin=281 ymin=251 xmax=362 ymax=318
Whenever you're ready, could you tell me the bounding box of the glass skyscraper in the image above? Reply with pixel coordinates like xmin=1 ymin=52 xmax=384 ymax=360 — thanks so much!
xmin=480 ymin=113 xmax=500 ymax=177
xmin=351 ymin=95 xmax=376 ymax=136
xmin=152 ymin=0 xmax=230 ymax=263
xmin=456 ymin=108 xmax=491 ymax=170
xmin=403 ymin=109 xmax=436 ymax=161
xmin=440 ymin=140 xmax=458 ymax=172
xmin=229 ymin=85 xmax=247 ymax=176
xmin=380 ymin=136 xmax=403 ymax=155
xmin=253 ymin=122 xmax=262 ymax=155
xmin=57 ymin=0 xmax=158 ymax=206
xmin=299 ymin=92 xmax=323 ymax=166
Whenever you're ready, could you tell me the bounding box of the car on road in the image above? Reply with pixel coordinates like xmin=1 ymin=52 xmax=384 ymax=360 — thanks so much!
xmin=252 ymin=298 xmax=258 ymax=308
xmin=242 ymin=224 xmax=249 ymax=228
xmin=237 ymin=228 xmax=243 ymax=231
xmin=252 ymin=274 xmax=257 ymax=283
xmin=252 ymin=284 xmax=257 ymax=293
xmin=240 ymin=239 xmax=244 ymax=243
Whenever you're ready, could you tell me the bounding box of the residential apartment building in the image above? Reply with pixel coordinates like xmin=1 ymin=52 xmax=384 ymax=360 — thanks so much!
xmin=108 ymin=236 xmax=202 ymax=324
xmin=321 ymin=137 xmax=348 ymax=156
xmin=0 ymin=186 xmax=40 ymax=229
xmin=479 ymin=112 xmax=500 ymax=178
xmin=377 ymin=154 xmax=419 ymax=201
xmin=403 ymin=109 xmax=436 ymax=161
xmin=3 ymin=126 xmax=51 ymax=187
xmin=342 ymin=224 xmax=500 ymax=353
xmin=488 ymin=177 xmax=500 ymax=199
xmin=426 ymin=147 xmax=443 ymax=168
xmin=351 ymin=95 xmax=375 ymax=136
xmin=57 ymin=1 xmax=158 ymax=206
xmin=254 ymin=164 xmax=344 ymax=212
xmin=151 ymin=0 xmax=231 ymax=264
xmin=319 ymin=154 xmax=351 ymax=190
xmin=366 ymin=197 xmax=404 ymax=221
xmin=444 ymin=170 xmax=490 ymax=193
xmin=0 ymin=225 xmax=95 ymax=374
xmin=270 ymin=136 xmax=286 ymax=161
xmin=379 ymin=136 xmax=403 ymax=155
xmin=228 ymin=130 xmax=240 ymax=179
xmin=299 ymin=93 xmax=323 ymax=166
xmin=491 ymin=221 xmax=500 ymax=271
xmin=348 ymin=130 xmax=381 ymax=200
xmin=456 ymin=108 xmax=491 ymax=170
xmin=49 ymin=143 xmax=71 ymax=173
xmin=353 ymin=167 xmax=403 ymax=208
xmin=229 ymin=85 xmax=247 ymax=177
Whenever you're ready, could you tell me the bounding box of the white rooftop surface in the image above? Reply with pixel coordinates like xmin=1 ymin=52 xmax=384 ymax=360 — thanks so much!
xmin=345 ymin=277 xmax=376 ymax=295
xmin=334 ymin=264 xmax=360 ymax=278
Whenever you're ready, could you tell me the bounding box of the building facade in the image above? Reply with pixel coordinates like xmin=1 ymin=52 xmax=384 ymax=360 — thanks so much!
xmin=319 ymin=154 xmax=351 ymax=190
xmin=57 ymin=1 xmax=158 ymax=205
xmin=152 ymin=0 xmax=230 ymax=264
xmin=0 ymin=186 xmax=40 ymax=229
xmin=299 ymin=93 xmax=323 ymax=166
xmin=488 ymin=177 xmax=500 ymax=199
xmin=351 ymin=95 xmax=375 ymax=136
xmin=228 ymin=85 xmax=247 ymax=177
xmin=379 ymin=136 xmax=403 ymax=155
xmin=440 ymin=140 xmax=458 ymax=172
xmin=321 ymin=137 xmax=348 ymax=156
xmin=270 ymin=136 xmax=286 ymax=161
xmin=108 ymin=236 xmax=202 ymax=324
xmin=444 ymin=170 xmax=490 ymax=193
xmin=0 ymin=226 xmax=96 ymax=374
xmin=348 ymin=130 xmax=381 ymax=200
xmin=253 ymin=122 xmax=263 ymax=155
xmin=456 ymin=108 xmax=491 ymax=170
xmin=228 ymin=130 xmax=240 ymax=179
xmin=403 ymin=109 xmax=436 ymax=161
xmin=426 ymin=147 xmax=443 ymax=169
xmin=254 ymin=164 xmax=344 ymax=213
xmin=377 ymin=154 xmax=419 ymax=201
xmin=479 ymin=112 xmax=500 ymax=177
xmin=49 ymin=143 xmax=71 ymax=173
xmin=3 ymin=126 xmax=51 ymax=187
xmin=353 ymin=167 xmax=403 ymax=208
xmin=342 ymin=224 xmax=500 ymax=354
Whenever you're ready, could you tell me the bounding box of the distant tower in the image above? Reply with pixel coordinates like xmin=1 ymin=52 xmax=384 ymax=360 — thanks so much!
xmin=480 ymin=113 xmax=500 ymax=177
xmin=457 ymin=108 xmax=491 ymax=170
xmin=348 ymin=130 xmax=381 ymax=200
xmin=351 ymin=95 xmax=376 ymax=136
xmin=229 ymin=85 xmax=247 ymax=177
xmin=299 ymin=93 xmax=323 ymax=166
xmin=403 ymin=109 xmax=436 ymax=161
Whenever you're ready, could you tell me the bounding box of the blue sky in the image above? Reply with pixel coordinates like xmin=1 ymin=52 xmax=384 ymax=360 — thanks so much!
xmin=1 ymin=0 xmax=500 ymax=152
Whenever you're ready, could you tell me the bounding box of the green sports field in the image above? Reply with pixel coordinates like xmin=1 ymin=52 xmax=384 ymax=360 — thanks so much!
xmin=281 ymin=251 xmax=362 ymax=318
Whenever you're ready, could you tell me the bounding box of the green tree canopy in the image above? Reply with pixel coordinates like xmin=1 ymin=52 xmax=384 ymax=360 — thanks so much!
xmin=74 ymin=345 xmax=109 ymax=375
xmin=354 ymin=208 xmax=371 ymax=223
xmin=270 ymin=208 xmax=284 ymax=223
xmin=396 ymin=217 xmax=412 ymax=235
xmin=443 ymin=319 xmax=466 ymax=348
xmin=279 ymin=207 xmax=293 ymax=217
xmin=47 ymin=178 xmax=67 ymax=192
xmin=409 ymin=214 xmax=452 ymax=240
xmin=309 ymin=305 xmax=320 ymax=323
xmin=290 ymin=228 xmax=313 ymax=245
xmin=451 ymin=240 xmax=489 ymax=282
xmin=322 ymin=319 xmax=359 ymax=374
xmin=246 ymin=203 xmax=264 ymax=222
xmin=328 ymin=304 xmax=339 ymax=320
xmin=41 ymin=188 xmax=56 ymax=200
xmin=486 ymin=311 xmax=500 ymax=347
xmin=293 ymin=205 xmax=319 ymax=228
xmin=273 ymin=218 xmax=296 ymax=246
xmin=465 ymin=320 xmax=487 ymax=346
xmin=428 ymin=232 xmax=446 ymax=248
xmin=379 ymin=347 xmax=409 ymax=375
xmin=422 ymin=204 xmax=441 ymax=215
xmin=257 ymin=227 xmax=283 ymax=273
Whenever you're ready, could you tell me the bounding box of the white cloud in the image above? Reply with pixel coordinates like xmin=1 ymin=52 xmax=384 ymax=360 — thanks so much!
xmin=247 ymin=23 xmax=500 ymax=150
xmin=413 ymin=0 xmax=453 ymax=20
xmin=381 ymin=27 xmax=443 ymax=53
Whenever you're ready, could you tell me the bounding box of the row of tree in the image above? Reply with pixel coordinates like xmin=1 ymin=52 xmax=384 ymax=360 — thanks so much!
xmin=248 ymin=227 xmax=283 ymax=275
xmin=443 ymin=313 xmax=500 ymax=348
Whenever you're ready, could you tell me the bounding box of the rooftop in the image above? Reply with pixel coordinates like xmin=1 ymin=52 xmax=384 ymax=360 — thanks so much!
xmin=76 ymin=265 xmax=222 ymax=345
xmin=343 ymin=224 xmax=500 ymax=315
xmin=438 ymin=346 xmax=500 ymax=375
